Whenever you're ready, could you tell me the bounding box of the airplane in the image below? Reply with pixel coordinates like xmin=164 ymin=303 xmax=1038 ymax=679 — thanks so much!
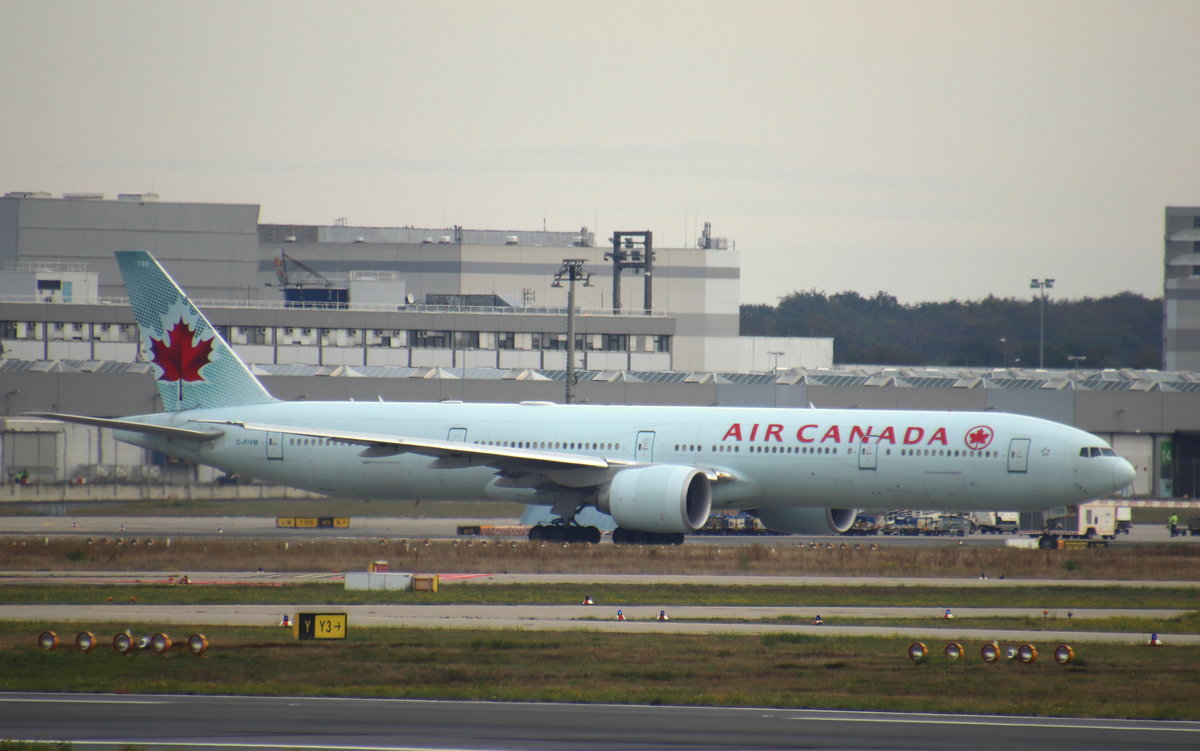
xmin=31 ymin=251 xmax=1136 ymax=545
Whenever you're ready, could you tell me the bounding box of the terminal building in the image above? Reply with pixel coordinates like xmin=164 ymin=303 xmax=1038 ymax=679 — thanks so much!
xmin=1 ymin=192 xmax=1199 ymax=502
xmin=1163 ymin=206 xmax=1200 ymax=371
xmin=0 ymin=192 xmax=828 ymax=374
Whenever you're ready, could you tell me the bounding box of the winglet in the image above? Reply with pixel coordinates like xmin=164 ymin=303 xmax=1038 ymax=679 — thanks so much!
xmin=116 ymin=251 xmax=275 ymax=411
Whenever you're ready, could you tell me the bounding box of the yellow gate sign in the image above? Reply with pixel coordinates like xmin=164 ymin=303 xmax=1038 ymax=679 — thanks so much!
xmin=296 ymin=612 xmax=347 ymax=640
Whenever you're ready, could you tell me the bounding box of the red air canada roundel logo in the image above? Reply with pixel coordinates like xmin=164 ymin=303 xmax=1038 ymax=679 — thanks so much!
xmin=965 ymin=425 xmax=994 ymax=451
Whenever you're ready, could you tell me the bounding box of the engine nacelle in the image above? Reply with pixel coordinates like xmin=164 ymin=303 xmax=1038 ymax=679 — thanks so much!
xmin=753 ymin=507 xmax=858 ymax=535
xmin=598 ymin=465 xmax=712 ymax=534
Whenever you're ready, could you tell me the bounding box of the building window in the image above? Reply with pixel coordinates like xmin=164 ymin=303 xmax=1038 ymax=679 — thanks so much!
xmin=452 ymin=331 xmax=479 ymax=349
xmin=533 ymin=333 xmax=567 ymax=351
xmin=602 ymin=334 xmax=628 ymax=351
xmin=411 ymin=330 xmax=450 ymax=348
xmin=496 ymin=332 xmax=516 ymax=350
xmin=652 ymin=335 xmax=671 ymax=352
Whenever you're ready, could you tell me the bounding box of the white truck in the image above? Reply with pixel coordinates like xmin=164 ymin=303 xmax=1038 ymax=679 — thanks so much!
xmin=1019 ymin=503 xmax=1126 ymax=549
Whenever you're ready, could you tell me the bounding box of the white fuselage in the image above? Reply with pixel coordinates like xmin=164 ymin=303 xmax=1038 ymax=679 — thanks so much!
xmin=116 ymin=401 xmax=1134 ymax=513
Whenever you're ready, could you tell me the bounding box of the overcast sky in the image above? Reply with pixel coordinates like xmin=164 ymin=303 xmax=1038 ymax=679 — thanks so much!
xmin=3 ymin=1 xmax=1197 ymax=305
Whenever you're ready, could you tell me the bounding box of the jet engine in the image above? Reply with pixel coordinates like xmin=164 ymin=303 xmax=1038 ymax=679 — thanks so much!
xmin=598 ymin=465 xmax=712 ymax=534
xmin=753 ymin=507 xmax=858 ymax=535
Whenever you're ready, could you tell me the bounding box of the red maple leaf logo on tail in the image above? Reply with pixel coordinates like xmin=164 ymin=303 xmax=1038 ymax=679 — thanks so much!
xmin=149 ymin=318 xmax=214 ymax=401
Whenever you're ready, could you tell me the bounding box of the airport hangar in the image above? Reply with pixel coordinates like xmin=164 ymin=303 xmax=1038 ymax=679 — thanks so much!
xmin=0 ymin=192 xmax=1197 ymax=502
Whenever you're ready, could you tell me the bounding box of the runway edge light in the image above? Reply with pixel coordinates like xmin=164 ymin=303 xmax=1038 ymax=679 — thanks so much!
xmin=907 ymin=642 xmax=928 ymax=662
xmin=112 ymin=632 xmax=134 ymax=654
xmin=75 ymin=631 xmax=96 ymax=653
xmin=1053 ymin=645 xmax=1075 ymax=664
xmin=980 ymin=641 xmax=1000 ymax=663
xmin=187 ymin=633 xmax=209 ymax=656
xmin=37 ymin=631 xmax=58 ymax=651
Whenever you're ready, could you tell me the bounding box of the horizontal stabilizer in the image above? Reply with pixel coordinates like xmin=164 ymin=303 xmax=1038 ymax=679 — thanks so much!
xmin=25 ymin=412 xmax=225 ymax=441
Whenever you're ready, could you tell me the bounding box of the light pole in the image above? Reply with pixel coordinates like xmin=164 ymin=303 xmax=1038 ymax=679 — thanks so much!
xmin=999 ymin=337 xmax=1007 ymax=368
xmin=1067 ymin=355 xmax=1086 ymax=381
xmin=1030 ymin=278 xmax=1054 ymax=368
xmin=768 ymin=351 xmax=784 ymax=373
xmin=552 ymin=259 xmax=591 ymax=404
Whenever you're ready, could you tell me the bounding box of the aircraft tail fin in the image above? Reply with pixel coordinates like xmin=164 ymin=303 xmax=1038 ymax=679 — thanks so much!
xmin=116 ymin=251 xmax=276 ymax=411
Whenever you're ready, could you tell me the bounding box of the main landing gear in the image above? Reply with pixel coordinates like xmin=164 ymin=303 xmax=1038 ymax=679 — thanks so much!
xmin=528 ymin=523 xmax=601 ymax=544
xmin=526 ymin=523 xmax=685 ymax=545
xmin=612 ymin=528 xmax=685 ymax=546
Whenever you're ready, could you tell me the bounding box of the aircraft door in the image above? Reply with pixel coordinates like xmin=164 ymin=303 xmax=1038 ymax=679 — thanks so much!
xmin=858 ymin=439 xmax=878 ymax=470
xmin=1008 ymin=438 xmax=1030 ymax=473
xmin=635 ymin=431 xmax=655 ymax=463
xmin=266 ymin=432 xmax=284 ymax=460
xmin=447 ymin=427 xmax=467 ymax=442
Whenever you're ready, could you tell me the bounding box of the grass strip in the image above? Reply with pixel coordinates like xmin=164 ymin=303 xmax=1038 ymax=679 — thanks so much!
xmin=677 ymin=613 xmax=1200 ymax=634
xmin=2 ymin=622 xmax=1198 ymax=721
xmin=1 ymin=582 xmax=1196 ymax=609
xmin=7 ymin=536 xmax=1200 ymax=581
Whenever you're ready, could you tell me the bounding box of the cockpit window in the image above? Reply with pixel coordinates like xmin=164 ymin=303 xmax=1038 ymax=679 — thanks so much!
xmin=1079 ymin=447 xmax=1116 ymax=458
xmin=1102 ymin=448 xmax=1116 ymax=457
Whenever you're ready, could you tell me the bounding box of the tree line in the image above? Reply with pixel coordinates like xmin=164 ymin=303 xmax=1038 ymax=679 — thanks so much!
xmin=740 ymin=290 xmax=1161 ymax=369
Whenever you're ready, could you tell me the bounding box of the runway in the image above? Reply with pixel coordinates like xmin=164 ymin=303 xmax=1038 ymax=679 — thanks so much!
xmin=2 ymin=692 xmax=1198 ymax=750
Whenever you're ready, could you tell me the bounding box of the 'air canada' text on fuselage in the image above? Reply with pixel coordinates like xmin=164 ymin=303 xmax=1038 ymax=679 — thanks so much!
xmin=721 ymin=423 xmax=962 ymax=446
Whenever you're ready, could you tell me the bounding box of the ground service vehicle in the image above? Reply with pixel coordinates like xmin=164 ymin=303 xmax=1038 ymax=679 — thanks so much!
xmin=1019 ymin=503 xmax=1122 ymax=549
xmin=843 ymin=514 xmax=879 ymax=535
xmin=971 ymin=511 xmax=1019 ymax=534
xmin=695 ymin=512 xmax=771 ymax=535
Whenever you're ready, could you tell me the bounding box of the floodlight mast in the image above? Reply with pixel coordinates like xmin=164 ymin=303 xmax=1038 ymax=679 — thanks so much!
xmin=552 ymin=259 xmax=591 ymax=404
xmin=604 ymin=231 xmax=654 ymax=315
xmin=1030 ymin=278 xmax=1055 ymax=369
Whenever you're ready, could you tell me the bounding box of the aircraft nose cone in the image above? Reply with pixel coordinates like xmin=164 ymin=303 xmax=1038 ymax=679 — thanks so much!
xmin=1114 ymin=459 xmax=1135 ymax=490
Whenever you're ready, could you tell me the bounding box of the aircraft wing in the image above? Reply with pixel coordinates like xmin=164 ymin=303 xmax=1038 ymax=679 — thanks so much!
xmin=197 ymin=419 xmax=631 ymax=472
